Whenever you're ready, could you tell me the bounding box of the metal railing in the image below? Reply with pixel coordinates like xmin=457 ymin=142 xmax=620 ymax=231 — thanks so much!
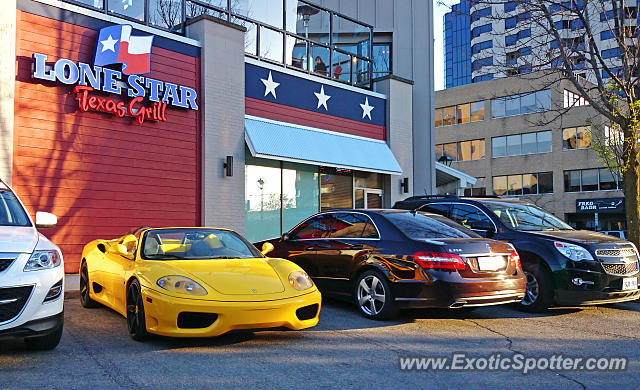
xmin=63 ymin=0 xmax=375 ymax=89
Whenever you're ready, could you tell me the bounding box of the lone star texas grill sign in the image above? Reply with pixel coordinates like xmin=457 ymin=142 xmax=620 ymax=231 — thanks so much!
xmin=31 ymin=25 xmax=198 ymax=125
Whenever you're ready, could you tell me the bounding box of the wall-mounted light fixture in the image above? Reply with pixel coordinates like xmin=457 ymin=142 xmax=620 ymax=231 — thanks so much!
xmin=223 ymin=156 xmax=233 ymax=177
xmin=400 ymin=177 xmax=409 ymax=193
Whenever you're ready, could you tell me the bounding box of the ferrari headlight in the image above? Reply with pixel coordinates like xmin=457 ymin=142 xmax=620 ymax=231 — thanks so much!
xmin=554 ymin=241 xmax=593 ymax=261
xmin=157 ymin=275 xmax=207 ymax=295
xmin=24 ymin=250 xmax=61 ymax=271
xmin=288 ymin=270 xmax=313 ymax=291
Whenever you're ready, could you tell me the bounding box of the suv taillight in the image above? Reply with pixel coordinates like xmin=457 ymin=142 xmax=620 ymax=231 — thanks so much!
xmin=509 ymin=250 xmax=521 ymax=269
xmin=413 ymin=251 xmax=466 ymax=270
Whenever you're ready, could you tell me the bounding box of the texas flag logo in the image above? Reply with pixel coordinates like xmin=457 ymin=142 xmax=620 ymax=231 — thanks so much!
xmin=94 ymin=25 xmax=153 ymax=75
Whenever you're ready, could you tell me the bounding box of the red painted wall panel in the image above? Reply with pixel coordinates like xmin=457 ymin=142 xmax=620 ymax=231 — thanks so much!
xmin=13 ymin=11 xmax=201 ymax=272
xmin=245 ymin=97 xmax=386 ymax=141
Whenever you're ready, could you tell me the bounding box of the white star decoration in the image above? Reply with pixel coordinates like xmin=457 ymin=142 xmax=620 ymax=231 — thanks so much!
xmin=360 ymin=97 xmax=374 ymax=120
xmin=314 ymin=85 xmax=331 ymax=110
xmin=101 ymin=34 xmax=118 ymax=53
xmin=260 ymin=71 xmax=280 ymax=99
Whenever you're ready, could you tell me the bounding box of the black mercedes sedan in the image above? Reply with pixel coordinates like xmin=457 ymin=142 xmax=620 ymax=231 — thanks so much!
xmin=255 ymin=209 xmax=526 ymax=320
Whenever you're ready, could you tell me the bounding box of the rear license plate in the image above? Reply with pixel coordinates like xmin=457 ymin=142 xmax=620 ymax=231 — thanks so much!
xmin=622 ymin=278 xmax=638 ymax=291
xmin=477 ymin=256 xmax=505 ymax=271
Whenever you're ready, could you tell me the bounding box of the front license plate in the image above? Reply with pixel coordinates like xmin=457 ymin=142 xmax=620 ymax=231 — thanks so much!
xmin=622 ymin=277 xmax=638 ymax=291
xmin=477 ymin=256 xmax=505 ymax=271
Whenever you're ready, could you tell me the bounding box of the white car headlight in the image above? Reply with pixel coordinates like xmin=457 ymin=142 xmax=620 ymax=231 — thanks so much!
xmin=554 ymin=241 xmax=593 ymax=261
xmin=288 ymin=270 xmax=314 ymax=291
xmin=156 ymin=275 xmax=207 ymax=295
xmin=24 ymin=250 xmax=62 ymax=271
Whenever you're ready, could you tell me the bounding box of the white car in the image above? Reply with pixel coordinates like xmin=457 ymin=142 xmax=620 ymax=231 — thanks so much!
xmin=0 ymin=181 xmax=64 ymax=350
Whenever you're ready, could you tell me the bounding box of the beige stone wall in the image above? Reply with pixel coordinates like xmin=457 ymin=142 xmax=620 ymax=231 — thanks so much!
xmin=0 ymin=1 xmax=15 ymax=185
xmin=187 ymin=17 xmax=247 ymax=233
xmin=435 ymin=74 xmax=623 ymax=219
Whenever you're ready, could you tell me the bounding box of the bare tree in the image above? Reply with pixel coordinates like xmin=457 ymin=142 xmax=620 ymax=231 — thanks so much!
xmin=448 ymin=0 xmax=640 ymax=246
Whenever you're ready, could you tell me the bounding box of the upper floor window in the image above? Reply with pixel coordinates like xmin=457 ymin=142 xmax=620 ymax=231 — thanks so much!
xmin=472 ymin=56 xmax=493 ymax=71
xmin=436 ymin=139 xmax=486 ymax=162
xmin=564 ymin=169 xmax=622 ymax=192
xmin=492 ymin=131 xmax=552 ymax=157
xmin=563 ymin=90 xmax=589 ymax=108
xmin=562 ymin=126 xmax=591 ymax=150
xmin=471 ymin=7 xmax=491 ymax=22
xmin=435 ymin=101 xmax=485 ymax=127
xmin=472 ymin=24 xmax=492 ymax=38
xmin=493 ymin=172 xmax=554 ymax=196
xmin=473 ymin=74 xmax=494 ymax=83
xmin=472 ymin=40 xmax=493 ymax=55
xmin=504 ymin=1 xmax=517 ymax=13
xmin=491 ymin=90 xmax=551 ymax=118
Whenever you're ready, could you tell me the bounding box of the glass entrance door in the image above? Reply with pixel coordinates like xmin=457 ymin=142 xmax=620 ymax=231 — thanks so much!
xmin=355 ymin=189 xmax=383 ymax=209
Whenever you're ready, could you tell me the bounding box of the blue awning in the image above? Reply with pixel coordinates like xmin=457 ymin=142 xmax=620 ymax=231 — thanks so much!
xmin=245 ymin=116 xmax=402 ymax=175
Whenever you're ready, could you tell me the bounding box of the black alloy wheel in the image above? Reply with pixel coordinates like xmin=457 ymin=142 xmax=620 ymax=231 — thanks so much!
xmin=126 ymin=279 xmax=150 ymax=341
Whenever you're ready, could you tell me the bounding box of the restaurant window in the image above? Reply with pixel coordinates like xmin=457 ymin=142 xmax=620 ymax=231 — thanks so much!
xmin=320 ymin=168 xmax=353 ymax=211
xmin=245 ymin=154 xmax=321 ymax=242
xmin=282 ymin=162 xmax=320 ymax=233
xmin=245 ymin=158 xmax=282 ymax=243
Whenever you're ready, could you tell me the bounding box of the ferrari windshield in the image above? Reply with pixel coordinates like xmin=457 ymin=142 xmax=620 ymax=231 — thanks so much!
xmin=483 ymin=201 xmax=573 ymax=231
xmin=141 ymin=228 xmax=262 ymax=260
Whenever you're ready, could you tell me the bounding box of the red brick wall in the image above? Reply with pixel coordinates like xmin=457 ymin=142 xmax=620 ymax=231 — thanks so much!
xmin=14 ymin=11 xmax=201 ymax=272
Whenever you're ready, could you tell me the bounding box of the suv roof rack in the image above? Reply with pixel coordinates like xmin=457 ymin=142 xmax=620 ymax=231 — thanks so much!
xmin=404 ymin=195 xmax=458 ymax=201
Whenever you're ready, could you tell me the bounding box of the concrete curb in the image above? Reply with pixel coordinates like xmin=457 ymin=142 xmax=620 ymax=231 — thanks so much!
xmin=64 ymin=274 xmax=80 ymax=300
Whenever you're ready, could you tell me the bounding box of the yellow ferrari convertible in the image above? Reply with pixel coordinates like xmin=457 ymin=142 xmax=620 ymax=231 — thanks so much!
xmin=79 ymin=227 xmax=321 ymax=340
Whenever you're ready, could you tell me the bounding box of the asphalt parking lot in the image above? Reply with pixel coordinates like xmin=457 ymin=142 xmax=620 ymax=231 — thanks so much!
xmin=1 ymin=293 xmax=639 ymax=389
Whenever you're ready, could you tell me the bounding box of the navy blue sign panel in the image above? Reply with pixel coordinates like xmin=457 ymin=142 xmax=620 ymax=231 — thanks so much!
xmin=245 ymin=63 xmax=385 ymax=127
xmin=576 ymin=198 xmax=625 ymax=213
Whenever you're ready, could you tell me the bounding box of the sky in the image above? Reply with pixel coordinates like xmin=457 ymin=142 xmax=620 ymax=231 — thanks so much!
xmin=434 ymin=1 xmax=456 ymax=91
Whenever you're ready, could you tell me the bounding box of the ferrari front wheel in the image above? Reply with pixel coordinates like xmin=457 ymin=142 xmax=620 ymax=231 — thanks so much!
xmin=126 ymin=279 xmax=150 ymax=341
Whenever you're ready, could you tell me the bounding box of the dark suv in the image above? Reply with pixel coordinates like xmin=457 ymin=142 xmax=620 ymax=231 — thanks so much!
xmin=393 ymin=196 xmax=640 ymax=312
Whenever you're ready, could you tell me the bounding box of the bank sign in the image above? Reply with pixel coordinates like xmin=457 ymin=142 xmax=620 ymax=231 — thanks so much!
xmin=32 ymin=25 xmax=198 ymax=124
